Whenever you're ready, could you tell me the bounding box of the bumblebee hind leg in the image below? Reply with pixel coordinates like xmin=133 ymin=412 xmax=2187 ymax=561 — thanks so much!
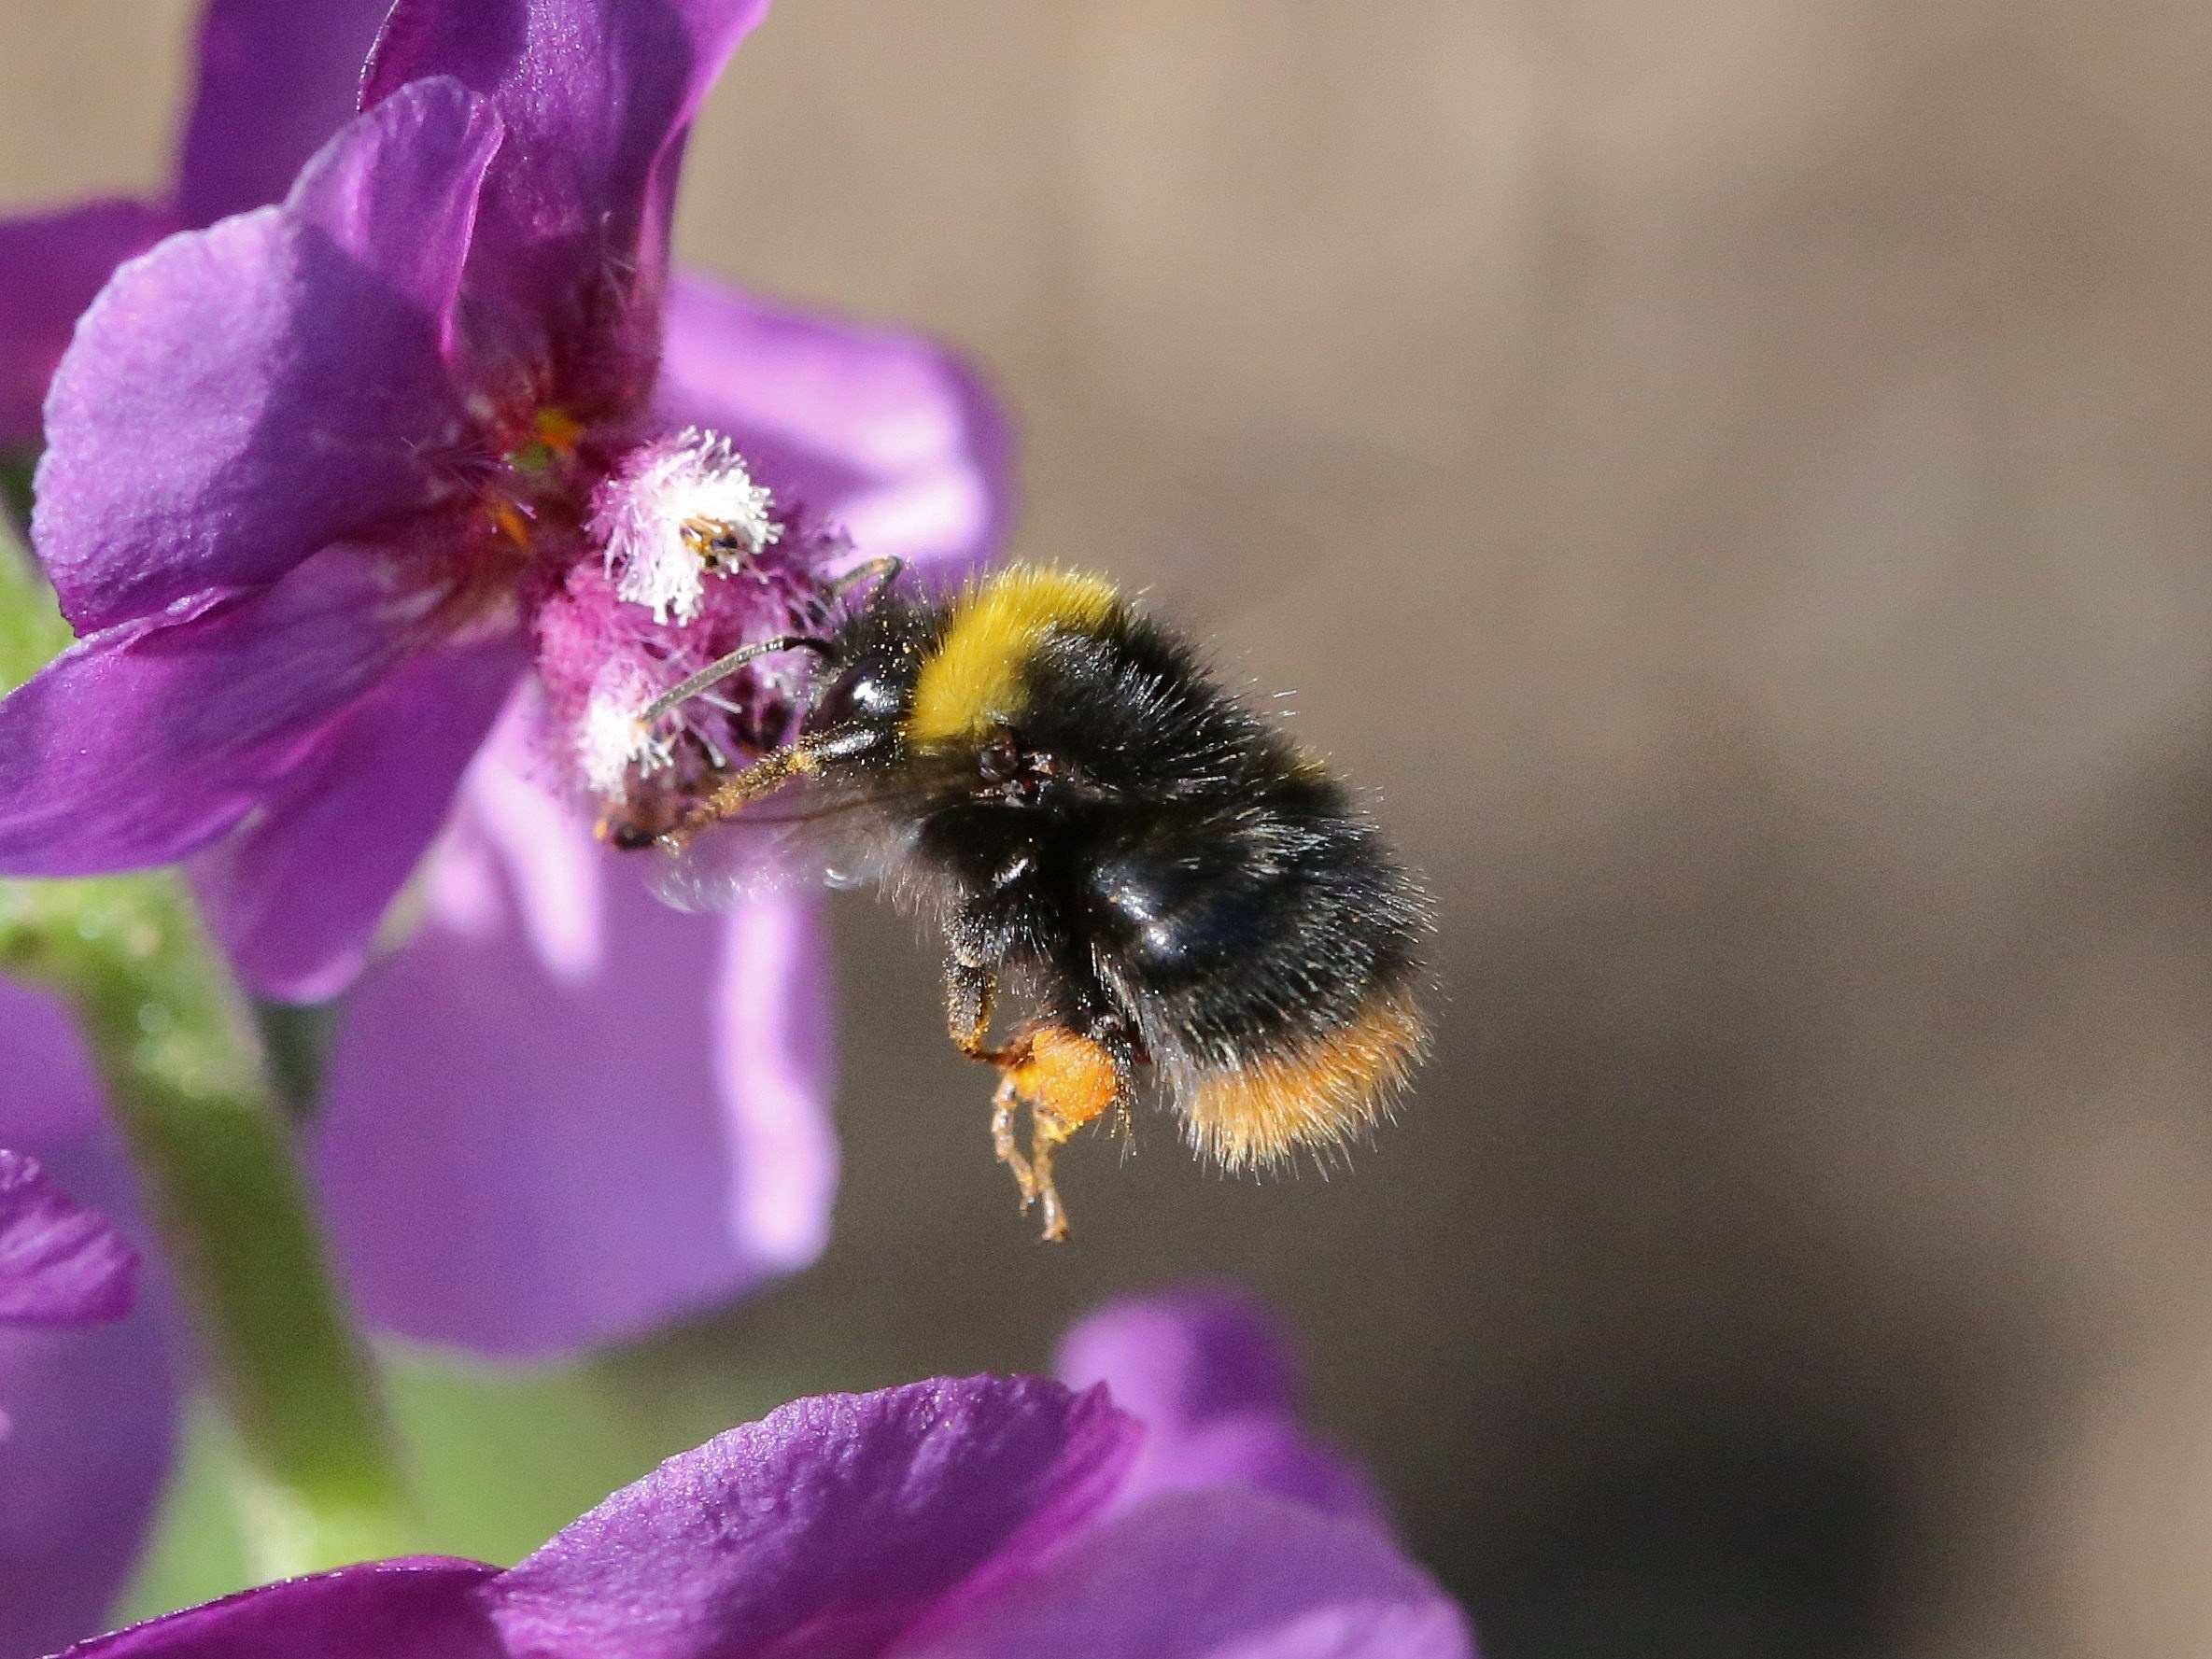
xmin=985 ymin=1025 xmax=1125 ymax=1242
xmin=942 ymin=948 xmax=1126 ymax=1239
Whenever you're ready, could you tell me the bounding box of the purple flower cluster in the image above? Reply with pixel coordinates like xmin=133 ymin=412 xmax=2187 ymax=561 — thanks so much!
xmin=0 ymin=0 xmax=1006 ymax=999
xmin=0 ymin=6 xmax=1475 ymax=1655
xmin=0 ymin=0 xmax=1001 ymax=1643
xmin=63 ymin=1291 xmax=1472 ymax=1659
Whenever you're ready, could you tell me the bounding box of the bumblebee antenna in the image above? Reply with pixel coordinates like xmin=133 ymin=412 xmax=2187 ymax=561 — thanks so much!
xmin=645 ymin=637 xmax=835 ymax=724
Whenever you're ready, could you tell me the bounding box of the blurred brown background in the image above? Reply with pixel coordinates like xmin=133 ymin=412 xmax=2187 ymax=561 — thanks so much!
xmin=12 ymin=2 xmax=2212 ymax=1654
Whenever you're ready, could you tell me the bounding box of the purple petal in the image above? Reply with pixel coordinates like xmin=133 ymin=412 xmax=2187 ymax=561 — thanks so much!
xmin=314 ymin=734 xmax=836 ymax=1357
xmin=364 ymin=0 xmax=770 ymax=402
xmin=656 ymin=276 xmax=1013 ymax=580
xmin=176 ymin=0 xmax=402 ymax=230
xmin=0 ymin=1151 xmax=135 ymax=1328
xmin=0 ymin=542 xmax=454 ymax=878
xmin=1057 ymin=1287 xmax=1388 ymax=1527
xmin=0 ymin=1136 xmax=176 ymax=1659
xmin=0 ymin=201 xmax=174 ymax=451
xmin=34 ymin=79 xmax=499 ymax=631
xmin=190 ymin=633 xmax=526 ymax=1002
xmin=485 ymin=1376 xmax=1137 ymax=1659
xmin=1059 ymin=1286 xmax=1301 ymax=1422
xmin=718 ymin=887 xmax=838 ymax=1269
xmin=57 ymin=1559 xmax=502 ymax=1659
xmin=889 ymin=1489 xmax=1474 ymax=1659
xmin=285 ymin=74 xmax=502 ymax=342
xmin=0 ymin=977 xmax=106 ymax=1149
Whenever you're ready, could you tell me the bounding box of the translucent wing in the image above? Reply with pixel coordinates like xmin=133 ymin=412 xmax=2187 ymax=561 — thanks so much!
xmin=639 ymin=780 xmax=893 ymax=913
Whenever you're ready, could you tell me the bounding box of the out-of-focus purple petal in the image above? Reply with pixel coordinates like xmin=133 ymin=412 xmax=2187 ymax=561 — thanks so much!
xmin=485 ymin=1376 xmax=1137 ymax=1659
xmin=0 ymin=1151 xmax=134 ymax=1328
xmin=1057 ymin=1287 xmax=1388 ymax=1528
xmin=1059 ymin=1286 xmax=1298 ymax=1422
xmin=656 ymin=276 xmax=1012 ymax=580
xmin=0 ymin=201 xmax=174 ymax=451
xmin=190 ymin=632 xmax=526 ymax=1003
xmin=0 ymin=1139 xmax=175 ymax=1659
xmin=315 ymin=740 xmax=835 ymax=1357
xmin=33 ymin=81 xmax=498 ymax=631
xmin=889 ymin=1488 xmax=1474 ymax=1659
xmin=719 ymin=889 xmax=838 ymax=1269
xmin=363 ymin=0 xmax=770 ymax=401
xmin=176 ymin=0 xmax=400 ymax=229
xmin=0 ymin=543 xmax=453 ymax=877
xmin=0 ymin=978 xmax=106 ymax=1149
xmin=56 ymin=1559 xmax=503 ymax=1659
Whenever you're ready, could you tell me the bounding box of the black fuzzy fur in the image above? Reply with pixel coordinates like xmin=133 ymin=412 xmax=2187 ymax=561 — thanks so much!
xmin=797 ymin=579 xmax=1430 ymax=1103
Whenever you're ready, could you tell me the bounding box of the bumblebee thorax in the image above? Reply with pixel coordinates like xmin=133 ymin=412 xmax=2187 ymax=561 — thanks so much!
xmin=906 ymin=567 xmax=1120 ymax=745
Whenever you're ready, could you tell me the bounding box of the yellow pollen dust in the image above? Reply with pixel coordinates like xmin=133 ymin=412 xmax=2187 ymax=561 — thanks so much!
xmin=908 ymin=566 xmax=1120 ymax=745
xmin=535 ymin=406 xmax=584 ymax=456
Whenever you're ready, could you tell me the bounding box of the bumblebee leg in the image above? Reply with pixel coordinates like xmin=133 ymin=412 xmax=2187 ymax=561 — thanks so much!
xmin=681 ymin=744 xmax=821 ymax=831
xmin=672 ymin=727 xmax=882 ymax=837
xmin=945 ymin=952 xmax=1050 ymax=1208
xmin=990 ymin=1066 xmax=1040 ymax=1207
xmin=945 ymin=956 xmax=998 ymax=1061
xmin=991 ymin=1025 xmax=1125 ymax=1242
xmin=1024 ymin=1102 xmax=1081 ymax=1243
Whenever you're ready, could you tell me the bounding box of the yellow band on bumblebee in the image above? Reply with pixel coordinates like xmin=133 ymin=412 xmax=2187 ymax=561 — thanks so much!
xmin=907 ymin=566 xmax=1120 ymax=744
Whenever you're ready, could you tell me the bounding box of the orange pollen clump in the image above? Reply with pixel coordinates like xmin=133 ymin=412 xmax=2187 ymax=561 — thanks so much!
xmin=1002 ymin=1026 xmax=1122 ymax=1132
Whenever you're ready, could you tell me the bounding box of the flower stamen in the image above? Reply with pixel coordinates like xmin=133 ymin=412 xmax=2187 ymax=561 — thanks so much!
xmin=534 ymin=406 xmax=584 ymax=456
xmin=589 ymin=429 xmax=782 ymax=626
xmin=490 ymin=498 xmax=533 ymax=547
xmin=577 ymin=666 xmax=676 ymax=800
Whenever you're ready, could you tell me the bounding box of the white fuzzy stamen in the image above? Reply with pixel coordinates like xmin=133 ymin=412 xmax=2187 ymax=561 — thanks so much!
xmin=588 ymin=428 xmax=781 ymax=626
xmin=577 ymin=668 xmax=676 ymax=800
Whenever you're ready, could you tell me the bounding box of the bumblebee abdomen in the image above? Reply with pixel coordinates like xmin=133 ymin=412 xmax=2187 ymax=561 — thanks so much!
xmin=1176 ymin=987 xmax=1429 ymax=1169
xmin=1081 ymin=794 xmax=1430 ymax=1164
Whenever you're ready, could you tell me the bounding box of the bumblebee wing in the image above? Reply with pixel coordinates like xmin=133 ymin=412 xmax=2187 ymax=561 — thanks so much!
xmin=643 ymin=783 xmax=893 ymax=912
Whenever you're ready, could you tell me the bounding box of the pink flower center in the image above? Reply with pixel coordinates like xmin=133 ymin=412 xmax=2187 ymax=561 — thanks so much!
xmin=511 ymin=425 xmax=851 ymax=832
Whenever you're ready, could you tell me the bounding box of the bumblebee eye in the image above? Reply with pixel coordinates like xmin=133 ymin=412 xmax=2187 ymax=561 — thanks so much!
xmin=814 ymin=662 xmax=899 ymax=725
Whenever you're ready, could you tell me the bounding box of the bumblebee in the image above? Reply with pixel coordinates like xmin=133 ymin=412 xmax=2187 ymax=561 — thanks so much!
xmin=611 ymin=564 xmax=1431 ymax=1239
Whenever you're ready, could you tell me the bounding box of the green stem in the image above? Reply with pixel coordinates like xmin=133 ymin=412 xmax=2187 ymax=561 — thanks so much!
xmin=0 ymin=511 xmax=416 ymax=1576
xmin=0 ymin=877 xmax=419 ymax=1575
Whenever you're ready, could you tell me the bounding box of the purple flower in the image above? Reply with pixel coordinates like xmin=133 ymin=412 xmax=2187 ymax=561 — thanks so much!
xmin=0 ymin=0 xmax=1002 ymax=1335
xmin=0 ymin=1 xmax=1002 ymax=1646
xmin=0 ymin=0 xmax=996 ymax=1347
xmin=0 ymin=0 xmax=1006 ymax=996
xmin=60 ymin=1295 xmax=1472 ymax=1658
